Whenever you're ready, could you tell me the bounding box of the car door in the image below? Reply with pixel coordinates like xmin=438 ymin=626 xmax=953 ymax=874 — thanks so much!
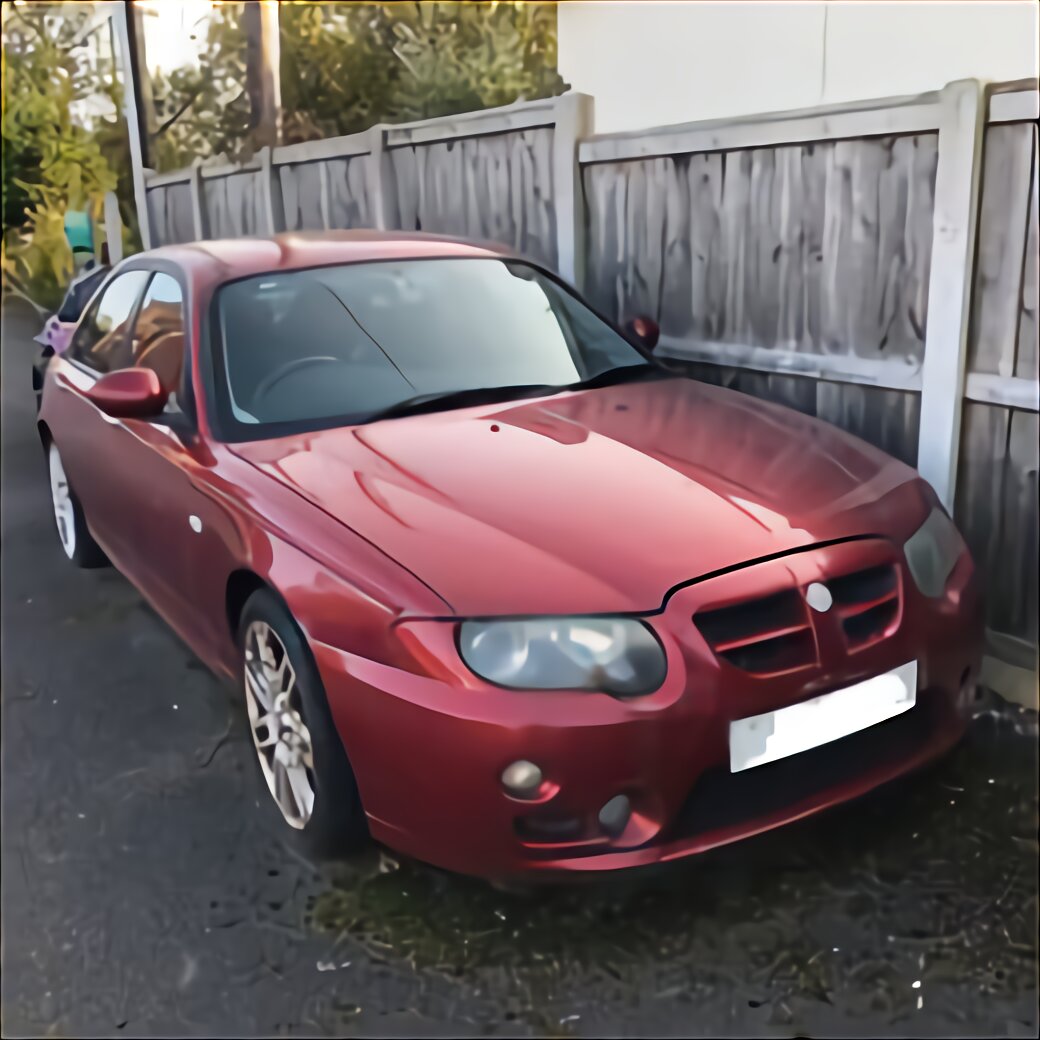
xmin=114 ymin=269 xmax=228 ymax=657
xmin=48 ymin=268 xmax=151 ymax=566
xmin=49 ymin=267 xmax=226 ymax=661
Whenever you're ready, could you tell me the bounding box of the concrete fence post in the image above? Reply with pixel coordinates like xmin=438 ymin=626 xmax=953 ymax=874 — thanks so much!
xmin=189 ymin=162 xmax=208 ymax=241
xmin=317 ymin=162 xmax=332 ymax=230
xmin=551 ymin=92 xmax=595 ymax=288
xmin=917 ymin=79 xmax=988 ymax=509
xmin=365 ymin=124 xmax=390 ymax=230
xmin=103 ymin=191 xmax=124 ymax=263
xmin=260 ymin=146 xmax=285 ymax=233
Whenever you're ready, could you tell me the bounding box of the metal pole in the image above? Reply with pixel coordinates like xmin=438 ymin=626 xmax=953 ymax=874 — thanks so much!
xmin=111 ymin=2 xmax=153 ymax=250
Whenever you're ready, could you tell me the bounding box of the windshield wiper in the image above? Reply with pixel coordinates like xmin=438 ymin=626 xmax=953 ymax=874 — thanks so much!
xmin=361 ymin=383 xmax=558 ymax=424
xmin=361 ymin=364 xmax=667 ymax=425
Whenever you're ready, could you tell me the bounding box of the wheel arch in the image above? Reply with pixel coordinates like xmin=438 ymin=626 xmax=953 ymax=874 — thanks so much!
xmin=225 ymin=568 xmax=277 ymax=641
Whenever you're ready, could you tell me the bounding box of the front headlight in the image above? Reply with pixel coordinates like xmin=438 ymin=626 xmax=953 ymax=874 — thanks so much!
xmin=458 ymin=616 xmax=667 ymax=696
xmin=903 ymin=507 xmax=965 ymax=597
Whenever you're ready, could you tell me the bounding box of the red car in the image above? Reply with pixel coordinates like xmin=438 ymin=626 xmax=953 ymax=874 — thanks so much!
xmin=39 ymin=231 xmax=984 ymax=881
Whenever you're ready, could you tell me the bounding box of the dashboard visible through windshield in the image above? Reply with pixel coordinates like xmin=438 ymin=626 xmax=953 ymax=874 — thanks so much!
xmin=210 ymin=258 xmax=657 ymax=440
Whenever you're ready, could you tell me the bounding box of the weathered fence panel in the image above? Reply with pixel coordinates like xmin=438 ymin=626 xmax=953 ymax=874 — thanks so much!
xmin=384 ymin=126 xmax=558 ymax=267
xmin=277 ymin=147 xmax=374 ymax=232
xmin=583 ymin=134 xmax=937 ymax=365
xmin=580 ymin=113 xmax=941 ymax=474
xmin=957 ymin=404 xmax=1038 ymax=643
xmin=955 ymin=117 xmax=1039 ymax=648
xmin=202 ymin=167 xmax=268 ymax=239
xmin=277 ymin=161 xmax=325 ymax=231
xmin=327 ymin=156 xmax=374 ymax=229
xmin=675 ymin=365 xmax=922 ymax=468
xmin=145 ymin=180 xmax=194 ymax=246
xmin=143 ymin=95 xmax=590 ymax=280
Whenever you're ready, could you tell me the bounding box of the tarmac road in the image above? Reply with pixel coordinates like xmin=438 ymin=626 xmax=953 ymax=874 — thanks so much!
xmin=2 ymin=297 xmax=1037 ymax=1038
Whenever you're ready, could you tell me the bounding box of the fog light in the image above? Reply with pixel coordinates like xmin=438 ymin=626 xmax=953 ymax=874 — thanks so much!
xmin=598 ymin=794 xmax=631 ymax=836
xmin=501 ymin=760 xmax=543 ymax=798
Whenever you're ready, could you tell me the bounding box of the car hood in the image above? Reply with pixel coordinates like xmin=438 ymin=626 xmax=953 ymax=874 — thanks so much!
xmin=231 ymin=377 xmax=924 ymax=616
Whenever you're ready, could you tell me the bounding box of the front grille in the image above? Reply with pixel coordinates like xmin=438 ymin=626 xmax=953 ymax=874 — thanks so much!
xmin=829 ymin=563 xmax=901 ymax=650
xmin=695 ymin=589 xmax=816 ymax=676
xmin=663 ymin=693 xmax=942 ymax=844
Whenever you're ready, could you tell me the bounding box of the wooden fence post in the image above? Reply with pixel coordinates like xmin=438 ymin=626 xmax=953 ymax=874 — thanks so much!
xmin=552 ymin=92 xmax=594 ymax=288
xmin=917 ymin=79 xmax=987 ymax=509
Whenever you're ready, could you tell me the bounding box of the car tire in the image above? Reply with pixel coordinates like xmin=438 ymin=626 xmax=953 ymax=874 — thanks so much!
xmin=47 ymin=441 xmax=108 ymax=568
xmin=237 ymin=588 xmax=368 ymax=857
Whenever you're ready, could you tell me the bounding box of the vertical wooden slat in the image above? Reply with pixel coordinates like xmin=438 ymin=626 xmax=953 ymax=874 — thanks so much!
xmin=917 ymin=79 xmax=987 ymax=509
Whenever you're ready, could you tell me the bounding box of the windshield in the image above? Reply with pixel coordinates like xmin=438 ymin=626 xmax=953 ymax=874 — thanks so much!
xmin=212 ymin=258 xmax=652 ymax=438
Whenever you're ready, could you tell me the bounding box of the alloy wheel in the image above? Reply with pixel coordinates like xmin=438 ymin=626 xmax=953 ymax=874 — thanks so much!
xmin=243 ymin=620 xmax=316 ymax=828
xmin=48 ymin=443 xmax=76 ymax=559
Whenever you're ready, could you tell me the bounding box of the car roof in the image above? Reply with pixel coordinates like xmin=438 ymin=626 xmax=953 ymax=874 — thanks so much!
xmin=136 ymin=230 xmax=517 ymax=288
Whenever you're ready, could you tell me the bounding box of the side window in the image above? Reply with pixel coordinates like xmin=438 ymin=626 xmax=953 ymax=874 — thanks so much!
xmin=132 ymin=273 xmax=187 ymax=407
xmin=68 ymin=270 xmax=150 ymax=373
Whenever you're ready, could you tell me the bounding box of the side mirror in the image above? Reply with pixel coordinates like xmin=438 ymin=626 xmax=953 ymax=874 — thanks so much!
xmin=625 ymin=316 xmax=660 ymax=352
xmin=85 ymin=368 xmax=166 ymax=419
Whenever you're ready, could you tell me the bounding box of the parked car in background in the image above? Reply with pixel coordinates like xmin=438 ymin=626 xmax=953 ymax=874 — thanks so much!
xmin=32 ymin=248 xmax=111 ymax=414
xmin=37 ymin=231 xmax=984 ymax=881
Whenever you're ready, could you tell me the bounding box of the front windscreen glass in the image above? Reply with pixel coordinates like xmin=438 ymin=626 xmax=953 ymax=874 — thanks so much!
xmin=213 ymin=258 xmax=649 ymax=437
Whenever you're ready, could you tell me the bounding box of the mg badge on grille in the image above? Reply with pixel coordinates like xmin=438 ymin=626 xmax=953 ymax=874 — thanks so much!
xmin=806 ymin=582 xmax=833 ymax=613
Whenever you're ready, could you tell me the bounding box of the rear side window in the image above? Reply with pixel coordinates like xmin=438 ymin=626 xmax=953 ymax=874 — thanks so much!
xmin=133 ymin=273 xmax=187 ymax=405
xmin=68 ymin=270 xmax=150 ymax=373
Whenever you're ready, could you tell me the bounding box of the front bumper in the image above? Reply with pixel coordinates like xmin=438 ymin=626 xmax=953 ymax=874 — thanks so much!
xmin=313 ymin=538 xmax=984 ymax=880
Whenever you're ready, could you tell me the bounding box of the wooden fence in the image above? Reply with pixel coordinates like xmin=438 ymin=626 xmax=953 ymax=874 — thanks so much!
xmin=142 ymin=80 xmax=1039 ymax=704
xmin=144 ymin=93 xmax=592 ymax=284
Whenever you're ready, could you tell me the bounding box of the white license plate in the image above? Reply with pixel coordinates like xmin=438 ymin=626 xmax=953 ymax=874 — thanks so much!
xmin=729 ymin=660 xmax=918 ymax=773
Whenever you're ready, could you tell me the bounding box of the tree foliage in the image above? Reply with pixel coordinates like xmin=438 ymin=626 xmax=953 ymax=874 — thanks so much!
xmin=2 ymin=1 xmax=566 ymax=306
xmin=1 ymin=2 xmax=133 ymax=307
xmin=151 ymin=1 xmax=567 ymax=168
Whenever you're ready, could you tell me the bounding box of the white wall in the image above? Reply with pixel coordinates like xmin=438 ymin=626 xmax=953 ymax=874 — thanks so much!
xmin=558 ymin=1 xmax=1039 ymax=133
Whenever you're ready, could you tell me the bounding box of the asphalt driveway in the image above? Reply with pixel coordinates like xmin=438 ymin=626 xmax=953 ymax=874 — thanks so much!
xmin=2 ymin=297 xmax=1037 ymax=1038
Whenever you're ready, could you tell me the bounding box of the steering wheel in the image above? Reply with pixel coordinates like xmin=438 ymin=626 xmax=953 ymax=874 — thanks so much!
xmin=251 ymin=356 xmax=348 ymax=411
